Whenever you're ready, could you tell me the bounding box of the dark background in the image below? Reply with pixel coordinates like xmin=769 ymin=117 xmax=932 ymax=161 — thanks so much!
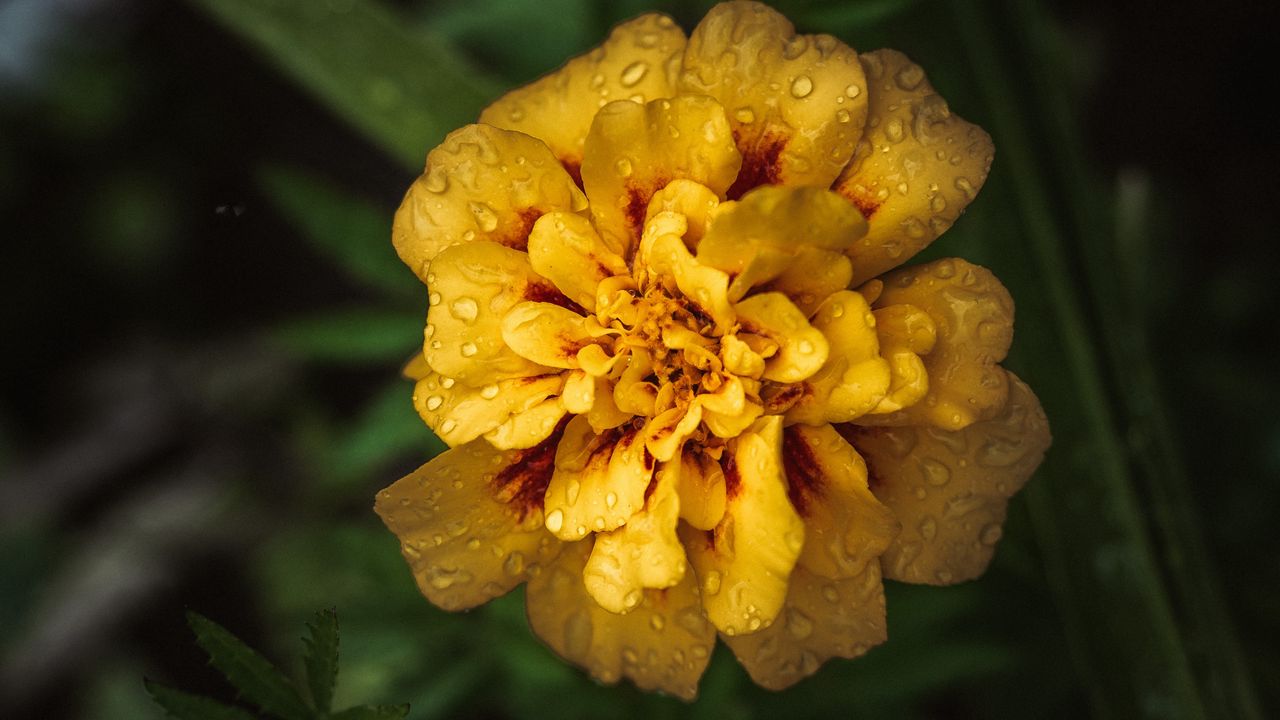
xmin=2 ymin=0 xmax=1277 ymax=717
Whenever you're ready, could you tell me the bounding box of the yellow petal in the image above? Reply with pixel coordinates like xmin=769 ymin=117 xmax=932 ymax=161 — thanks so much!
xmin=782 ymin=424 xmax=899 ymax=578
xmin=413 ymin=370 xmax=563 ymax=448
xmin=527 ymin=212 xmax=628 ymax=312
xmin=679 ymin=1 xmax=869 ymax=197
xmin=835 ymin=49 xmax=995 ymax=286
xmin=681 ymin=416 xmax=804 ymax=635
xmin=501 ymin=301 xmax=595 ymax=370
xmin=733 ymin=292 xmax=828 ymax=384
xmin=762 ymin=244 xmax=853 ymax=316
xmin=582 ymin=95 xmax=742 ymax=256
xmin=866 ymin=303 xmax=936 ymax=415
xmin=479 ymin=13 xmax=687 ymax=182
xmin=863 ymin=258 xmax=1013 ymax=430
xmin=787 ymin=290 xmax=891 ymax=424
xmin=583 ymin=461 xmax=686 ymax=613
xmin=842 ymin=373 xmax=1050 ymax=584
xmin=639 ymin=219 xmax=736 ymax=331
xmin=425 ymin=241 xmax=565 ymax=385
xmin=544 ymin=417 xmax=655 ymax=541
xmin=722 ymin=563 xmax=886 ymax=690
xmin=676 ymin=450 xmax=727 ymax=531
xmin=374 ymin=436 xmax=564 ymax=611
xmin=483 ymin=396 xmax=569 ymax=450
xmin=393 ymin=124 xmax=587 ymax=281
xmin=644 ymin=179 xmax=722 ymax=249
xmin=697 ymin=185 xmax=866 ymax=302
xmin=525 ymin=539 xmax=716 ymax=700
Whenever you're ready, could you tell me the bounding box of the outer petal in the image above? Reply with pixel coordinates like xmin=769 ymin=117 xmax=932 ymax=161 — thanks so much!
xmin=734 ymin=292 xmax=829 ymax=384
xmin=527 ymin=212 xmax=628 ymax=312
xmin=782 ymin=425 xmax=899 ymax=579
xmin=543 ymin=417 xmax=655 ymax=541
xmin=682 ymin=416 xmax=805 ymax=635
xmin=374 ymin=436 xmax=563 ymax=611
xmin=842 ymin=373 xmax=1050 ymax=584
xmin=676 ymin=450 xmax=727 ymax=531
xmin=834 ymin=49 xmax=995 ymax=286
xmin=425 ymin=241 xmax=561 ymax=386
xmin=696 ymin=185 xmax=865 ymax=302
xmin=679 ymin=1 xmax=870 ymax=196
xmin=787 ymin=290 xmax=891 ymax=425
xmin=722 ymin=563 xmax=886 ymax=690
xmin=525 ymin=539 xmax=716 ymax=700
xmin=583 ymin=460 xmax=686 ymax=613
xmin=479 ymin=13 xmax=687 ymax=180
xmin=500 ymin=301 xmax=595 ymax=369
xmin=393 ymin=124 xmax=587 ymax=281
xmin=861 ymin=258 xmax=1013 ymax=430
xmin=582 ymin=95 xmax=742 ymax=256
xmin=413 ymin=370 xmax=564 ymax=448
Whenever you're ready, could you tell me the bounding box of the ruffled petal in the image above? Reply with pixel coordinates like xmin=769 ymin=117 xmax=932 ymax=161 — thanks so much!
xmin=543 ymin=417 xmax=655 ymax=541
xmin=834 ymin=49 xmax=995 ymax=286
xmin=676 ymin=450 xmax=727 ymax=531
xmin=500 ymin=301 xmax=595 ymax=369
xmin=582 ymin=95 xmax=742 ymax=256
xmin=865 ymin=302 xmax=936 ymax=415
xmin=787 ymin=290 xmax=891 ymax=425
xmin=781 ymin=425 xmax=899 ymax=578
xmin=583 ymin=460 xmax=686 ymax=613
xmin=722 ymin=563 xmax=886 ymax=690
xmin=679 ymin=1 xmax=870 ymax=197
xmin=696 ymin=185 xmax=866 ymax=302
xmin=842 ymin=373 xmax=1050 ymax=584
xmin=526 ymin=539 xmax=716 ymax=700
xmin=733 ymin=292 xmax=829 ymax=384
xmin=373 ymin=436 xmax=563 ymax=611
xmin=425 ymin=241 xmax=565 ymax=386
xmin=394 ymin=124 xmax=587 ymax=281
xmin=527 ymin=212 xmax=628 ymax=312
xmin=861 ymin=258 xmax=1013 ymax=430
xmin=412 ymin=370 xmax=563 ymax=448
xmin=479 ymin=13 xmax=686 ymax=180
xmin=681 ymin=416 xmax=804 ymax=635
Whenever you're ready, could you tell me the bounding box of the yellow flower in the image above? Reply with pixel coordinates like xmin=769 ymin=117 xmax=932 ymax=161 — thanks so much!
xmin=376 ymin=0 xmax=1050 ymax=697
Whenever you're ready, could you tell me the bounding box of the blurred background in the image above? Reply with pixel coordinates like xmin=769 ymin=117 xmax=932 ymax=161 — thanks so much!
xmin=2 ymin=0 xmax=1277 ymax=717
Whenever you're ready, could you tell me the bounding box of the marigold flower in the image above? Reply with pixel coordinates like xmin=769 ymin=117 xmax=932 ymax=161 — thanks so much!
xmin=376 ymin=0 xmax=1050 ymax=697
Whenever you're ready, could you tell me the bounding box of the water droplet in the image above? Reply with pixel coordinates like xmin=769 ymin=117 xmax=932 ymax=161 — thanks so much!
xmin=428 ymin=566 xmax=473 ymax=589
xmin=508 ymin=106 xmax=525 ymax=122
xmin=546 ymin=508 xmax=564 ymax=533
xmin=620 ymin=61 xmax=649 ymax=87
xmin=895 ymin=63 xmax=925 ymax=91
xmin=980 ymin=523 xmax=1004 ymax=545
xmin=935 ymin=568 xmax=954 ymax=583
xmin=650 ymin=613 xmax=665 ymax=631
xmin=702 ymin=570 xmax=722 ymax=595
xmin=623 ymin=590 xmax=642 ymax=609
xmin=504 ymin=551 xmax=526 ymax=576
xmin=836 ymin=109 xmax=851 ymax=124
xmin=424 ymin=323 xmax=436 ymax=338
xmin=798 ymin=340 xmax=815 ymax=354
xmin=930 ymin=195 xmax=947 ymax=213
xmin=439 ymin=419 xmax=457 ymax=434
xmin=885 ymin=119 xmax=905 ymax=143
xmin=424 ymin=169 xmax=448 ymax=193
xmin=466 ymin=538 xmax=481 ymax=550
xmin=449 ymin=297 xmax=479 ymax=323
xmin=605 ymin=491 xmax=618 ymax=508
xmin=821 ymin=585 xmax=839 ymax=603
xmin=955 ymin=176 xmax=977 ymax=199
xmin=440 ymin=377 xmax=455 ymax=389
xmin=790 ymin=75 xmax=814 ymax=99
xmin=566 ymin=480 xmax=581 ymax=506
xmin=734 ymin=107 xmax=756 ymax=124
xmin=460 ymin=342 xmax=479 ymax=357
xmin=919 ymin=457 xmax=951 ymax=486
xmin=786 ymin=608 xmax=813 ymax=639
xmin=428 ymin=292 xmax=441 ymax=306
xmin=425 ymin=395 xmax=443 ymax=411
xmin=783 ymin=36 xmax=808 ymax=60
xmin=918 ymin=515 xmax=938 ymax=540
xmin=615 ymin=158 xmax=633 ymax=177
xmin=845 ymin=83 xmax=862 ymax=99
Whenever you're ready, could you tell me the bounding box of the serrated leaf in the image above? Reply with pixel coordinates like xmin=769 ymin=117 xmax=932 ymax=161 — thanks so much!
xmin=303 ymin=609 xmax=340 ymax=713
xmin=257 ymin=166 xmax=419 ymax=301
xmin=329 ymin=704 xmax=410 ymax=720
xmin=144 ymin=680 xmax=258 ymax=720
xmin=269 ymin=308 xmax=422 ymax=365
xmin=186 ymin=612 xmax=313 ymax=720
xmin=187 ymin=0 xmax=502 ymax=168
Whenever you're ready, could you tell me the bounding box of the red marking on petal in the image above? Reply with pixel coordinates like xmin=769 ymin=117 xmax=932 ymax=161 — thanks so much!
xmin=834 ymin=423 xmax=884 ymax=492
xmin=524 ymin=280 xmax=588 ymax=316
xmin=561 ymin=157 xmax=584 ymax=191
xmin=727 ymin=130 xmax=785 ymax=200
xmin=782 ymin=426 xmax=824 ymax=517
xmin=491 ymin=419 xmax=569 ymax=520
xmin=722 ymin=451 xmax=742 ymax=501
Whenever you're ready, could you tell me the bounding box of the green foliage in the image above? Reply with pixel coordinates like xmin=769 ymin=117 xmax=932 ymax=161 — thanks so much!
xmin=147 ymin=611 xmax=408 ymax=720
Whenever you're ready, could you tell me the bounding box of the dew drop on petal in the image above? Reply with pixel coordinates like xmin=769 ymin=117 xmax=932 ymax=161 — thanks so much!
xmin=546 ymin=508 xmax=564 ymax=533
xmin=790 ymin=75 xmax=814 ymax=98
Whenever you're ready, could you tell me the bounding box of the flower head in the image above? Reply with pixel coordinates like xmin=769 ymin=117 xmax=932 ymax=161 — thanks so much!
xmin=376 ymin=0 xmax=1050 ymax=697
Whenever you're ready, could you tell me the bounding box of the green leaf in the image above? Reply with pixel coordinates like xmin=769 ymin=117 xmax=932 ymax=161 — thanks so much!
xmin=144 ymin=680 xmax=257 ymax=720
xmin=269 ymin=308 xmax=422 ymax=365
xmin=303 ymin=608 xmax=340 ymax=713
xmin=186 ymin=612 xmax=313 ymax=720
xmin=187 ymin=0 xmax=503 ymax=168
xmin=329 ymin=704 xmax=410 ymax=720
xmin=257 ymin=166 xmax=419 ymax=301
xmin=319 ymin=378 xmax=447 ymax=487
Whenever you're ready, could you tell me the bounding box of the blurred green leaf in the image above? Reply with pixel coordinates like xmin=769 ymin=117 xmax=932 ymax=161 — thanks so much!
xmin=188 ymin=0 xmax=502 ymax=167
xmin=329 ymin=704 xmax=410 ymax=720
xmin=144 ymin=680 xmax=257 ymax=720
xmin=270 ymin=308 xmax=421 ymax=365
xmin=258 ymin=166 xmax=419 ymax=301
xmin=318 ymin=378 xmax=445 ymax=490
xmin=428 ymin=0 xmax=593 ymax=83
xmin=303 ymin=609 xmax=340 ymax=713
xmin=186 ymin=611 xmax=313 ymax=720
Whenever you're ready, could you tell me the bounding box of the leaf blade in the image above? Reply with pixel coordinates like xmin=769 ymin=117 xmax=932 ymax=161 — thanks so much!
xmin=144 ymin=680 xmax=258 ymax=720
xmin=186 ymin=611 xmax=313 ymax=720
xmin=330 ymin=704 xmax=411 ymax=720
xmin=303 ymin=608 xmax=340 ymax=714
